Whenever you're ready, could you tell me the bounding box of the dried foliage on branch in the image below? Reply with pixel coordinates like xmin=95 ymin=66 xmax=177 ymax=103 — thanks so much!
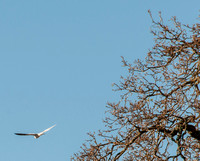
xmin=72 ymin=11 xmax=200 ymax=161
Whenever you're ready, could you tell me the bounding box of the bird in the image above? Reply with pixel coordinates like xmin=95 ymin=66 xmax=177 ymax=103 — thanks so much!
xmin=15 ymin=124 xmax=56 ymax=139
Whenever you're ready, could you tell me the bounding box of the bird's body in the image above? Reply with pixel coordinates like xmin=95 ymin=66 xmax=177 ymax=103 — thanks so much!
xmin=15 ymin=125 xmax=56 ymax=139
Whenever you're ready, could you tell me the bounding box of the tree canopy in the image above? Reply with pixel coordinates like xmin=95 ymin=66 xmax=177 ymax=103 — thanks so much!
xmin=72 ymin=11 xmax=200 ymax=161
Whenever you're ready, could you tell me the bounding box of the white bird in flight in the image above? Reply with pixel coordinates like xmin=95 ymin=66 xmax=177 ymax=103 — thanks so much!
xmin=15 ymin=125 xmax=56 ymax=139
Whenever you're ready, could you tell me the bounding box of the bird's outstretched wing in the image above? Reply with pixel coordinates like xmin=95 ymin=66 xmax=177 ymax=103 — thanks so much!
xmin=15 ymin=133 xmax=36 ymax=136
xmin=38 ymin=124 xmax=56 ymax=135
xmin=15 ymin=124 xmax=56 ymax=138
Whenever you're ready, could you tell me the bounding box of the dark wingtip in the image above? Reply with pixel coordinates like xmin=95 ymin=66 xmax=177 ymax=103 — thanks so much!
xmin=15 ymin=133 xmax=23 ymax=135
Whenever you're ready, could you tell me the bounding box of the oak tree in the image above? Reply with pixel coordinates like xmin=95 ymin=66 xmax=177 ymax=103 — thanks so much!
xmin=72 ymin=11 xmax=200 ymax=161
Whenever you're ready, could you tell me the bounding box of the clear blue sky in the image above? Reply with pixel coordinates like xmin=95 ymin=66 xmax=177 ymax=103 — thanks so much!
xmin=0 ymin=1 xmax=199 ymax=160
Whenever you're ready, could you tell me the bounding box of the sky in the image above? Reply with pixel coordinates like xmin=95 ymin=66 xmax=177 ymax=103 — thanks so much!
xmin=0 ymin=1 xmax=199 ymax=161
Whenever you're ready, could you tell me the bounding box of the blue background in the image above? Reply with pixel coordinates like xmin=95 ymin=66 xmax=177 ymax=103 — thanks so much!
xmin=0 ymin=1 xmax=199 ymax=160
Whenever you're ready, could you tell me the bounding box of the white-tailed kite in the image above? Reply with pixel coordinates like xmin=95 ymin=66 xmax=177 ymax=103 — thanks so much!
xmin=15 ymin=125 xmax=56 ymax=139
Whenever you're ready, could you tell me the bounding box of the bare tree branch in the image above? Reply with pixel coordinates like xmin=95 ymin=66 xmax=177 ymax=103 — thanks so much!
xmin=72 ymin=11 xmax=200 ymax=161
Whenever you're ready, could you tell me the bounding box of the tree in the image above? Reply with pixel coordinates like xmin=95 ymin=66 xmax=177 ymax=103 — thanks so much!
xmin=72 ymin=11 xmax=200 ymax=161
